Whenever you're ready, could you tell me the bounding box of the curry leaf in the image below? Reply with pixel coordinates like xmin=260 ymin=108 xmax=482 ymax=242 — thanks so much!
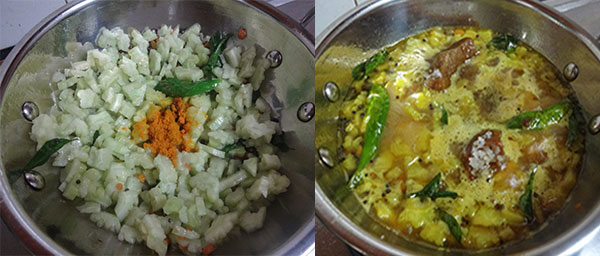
xmin=22 ymin=138 xmax=72 ymax=172
xmin=519 ymin=168 xmax=537 ymax=222
xmin=352 ymin=50 xmax=389 ymax=80
xmin=490 ymin=33 xmax=518 ymax=53
xmin=92 ymin=130 xmax=100 ymax=146
xmin=431 ymin=190 xmax=458 ymax=200
xmin=203 ymin=31 xmax=233 ymax=77
xmin=155 ymin=78 xmax=220 ymax=97
xmin=222 ymin=143 xmax=239 ymax=154
xmin=409 ymin=173 xmax=458 ymax=201
xmin=441 ymin=105 xmax=448 ymax=126
xmin=438 ymin=208 xmax=462 ymax=243
xmin=409 ymin=173 xmax=441 ymax=199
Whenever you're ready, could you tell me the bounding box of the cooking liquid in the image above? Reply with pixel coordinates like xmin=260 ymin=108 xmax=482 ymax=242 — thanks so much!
xmin=339 ymin=27 xmax=584 ymax=249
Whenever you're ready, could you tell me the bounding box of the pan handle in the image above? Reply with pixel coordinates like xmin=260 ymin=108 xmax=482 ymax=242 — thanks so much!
xmin=268 ymin=0 xmax=314 ymax=32
xmin=300 ymin=6 xmax=315 ymax=29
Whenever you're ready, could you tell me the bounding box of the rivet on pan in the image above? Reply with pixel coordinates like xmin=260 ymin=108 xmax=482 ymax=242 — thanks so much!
xmin=563 ymin=62 xmax=579 ymax=82
xmin=21 ymin=101 xmax=39 ymax=122
xmin=24 ymin=170 xmax=45 ymax=190
xmin=589 ymin=114 xmax=600 ymax=135
xmin=323 ymin=82 xmax=339 ymax=102
xmin=318 ymin=147 xmax=335 ymax=168
xmin=266 ymin=50 xmax=283 ymax=68
xmin=297 ymin=102 xmax=314 ymax=122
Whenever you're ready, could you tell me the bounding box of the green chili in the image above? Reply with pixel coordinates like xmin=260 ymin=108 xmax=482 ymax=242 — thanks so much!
xmin=506 ymin=101 xmax=570 ymax=130
xmin=348 ymin=84 xmax=389 ymax=188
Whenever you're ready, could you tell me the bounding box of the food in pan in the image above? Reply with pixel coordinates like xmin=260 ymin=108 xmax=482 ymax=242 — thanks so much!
xmin=340 ymin=26 xmax=584 ymax=248
xmin=25 ymin=24 xmax=290 ymax=255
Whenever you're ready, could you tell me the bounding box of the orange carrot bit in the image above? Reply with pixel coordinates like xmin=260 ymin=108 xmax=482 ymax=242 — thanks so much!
xmin=185 ymin=164 xmax=191 ymax=171
xmin=177 ymin=236 xmax=184 ymax=241
xmin=369 ymin=173 xmax=376 ymax=178
xmin=203 ymin=244 xmax=216 ymax=255
xmin=237 ymin=28 xmax=247 ymax=40
xmin=164 ymin=237 xmax=170 ymax=244
xmin=575 ymin=203 xmax=582 ymax=210
xmin=203 ymin=41 xmax=210 ymax=48
xmin=185 ymin=227 xmax=193 ymax=231
xmin=135 ymin=173 xmax=146 ymax=183
xmin=116 ymin=183 xmax=123 ymax=191
xmin=454 ymin=28 xmax=465 ymax=36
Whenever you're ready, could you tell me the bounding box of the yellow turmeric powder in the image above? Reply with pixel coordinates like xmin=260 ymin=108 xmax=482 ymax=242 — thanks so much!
xmin=132 ymin=97 xmax=196 ymax=167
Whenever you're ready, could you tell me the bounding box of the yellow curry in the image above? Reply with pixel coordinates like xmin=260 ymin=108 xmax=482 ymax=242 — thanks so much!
xmin=339 ymin=27 xmax=584 ymax=248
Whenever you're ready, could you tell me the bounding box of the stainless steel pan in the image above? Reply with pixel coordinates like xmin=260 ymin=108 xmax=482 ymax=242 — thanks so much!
xmin=315 ymin=0 xmax=600 ymax=255
xmin=0 ymin=0 xmax=315 ymax=255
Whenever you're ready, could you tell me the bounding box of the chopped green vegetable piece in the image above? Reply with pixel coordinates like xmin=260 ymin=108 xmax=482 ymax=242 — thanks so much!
xmin=506 ymin=101 xmax=570 ymax=130
xmin=438 ymin=208 xmax=462 ymax=243
xmin=440 ymin=105 xmax=448 ymax=126
xmin=490 ymin=33 xmax=518 ymax=53
xmin=348 ymin=84 xmax=389 ymax=188
xmin=155 ymin=78 xmax=220 ymax=97
xmin=92 ymin=130 xmax=100 ymax=146
xmin=519 ymin=168 xmax=537 ymax=222
xmin=408 ymin=173 xmax=458 ymax=201
xmin=352 ymin=50 xmax=389 ymax=80
xmin=203 ymin=31 xmax=233 ymax=77
xmin=22 ymin=138 xmax=72 ymax=172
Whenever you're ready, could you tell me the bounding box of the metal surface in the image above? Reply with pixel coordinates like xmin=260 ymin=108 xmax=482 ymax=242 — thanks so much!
xmin=564 ymin=62 xmax=579 ymax=82
xmin=317 ymin=148 xmax=335 ymax=168
xmin=0 ymin=0 xmax=315 ymax=255
xmin=23 ymin=171 xmax=45 ymax=191
xmin=323 ymin=81 xmax=339 ymax=102
xmin=589 ymin=114 xmax=600 ymax=135
xmin=315 ymin=0 xmax=600 ymax=255
xmin=297 ymin=102 xmax=315 ymax=122
xmin=266 ymin=50 xmax=284 ymax=68
xmin=20 ymin=101 xmax=39 ymax=122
